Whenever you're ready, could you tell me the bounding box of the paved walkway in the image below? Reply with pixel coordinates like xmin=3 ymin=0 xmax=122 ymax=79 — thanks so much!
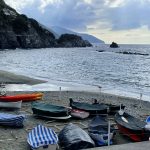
xmin=89 ymin=141 xmax=150 ymax=150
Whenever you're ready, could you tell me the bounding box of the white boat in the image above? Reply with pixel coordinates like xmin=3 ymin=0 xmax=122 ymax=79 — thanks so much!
xmin=0 ymin=101 xmax=22 ymax=109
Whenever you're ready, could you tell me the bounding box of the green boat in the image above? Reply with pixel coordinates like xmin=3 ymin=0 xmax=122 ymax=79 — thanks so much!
xmin=69 ymin=99 xmax=108 ymax=115
xmin=32 ymin=102 xmax=71 ymax=119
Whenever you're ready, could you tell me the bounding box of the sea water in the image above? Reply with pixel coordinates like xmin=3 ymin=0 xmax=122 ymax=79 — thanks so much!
xmin=0 ymin=44 xmax=150 ymax=100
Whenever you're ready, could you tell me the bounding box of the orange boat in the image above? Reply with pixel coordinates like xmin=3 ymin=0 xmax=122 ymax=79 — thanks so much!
xmin=0 ymin=93 xmax=43 ymax=102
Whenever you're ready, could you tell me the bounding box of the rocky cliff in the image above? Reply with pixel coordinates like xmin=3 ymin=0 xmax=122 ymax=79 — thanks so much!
xmin=0 ymin=0 xmax=57 ymax=49
xmin=0 ymin=0 xmax=92 ymax=49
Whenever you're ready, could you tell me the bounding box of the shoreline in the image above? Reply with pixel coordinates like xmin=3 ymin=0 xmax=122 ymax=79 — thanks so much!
xmin=0 ymin=69 xmax=149 ymax=103
xmin=0 ymin=70 xmax=46 ymax=85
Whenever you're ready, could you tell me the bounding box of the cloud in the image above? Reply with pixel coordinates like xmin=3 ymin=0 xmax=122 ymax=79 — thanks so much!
xmin=38 ymin=0 xmax=63 ymax=13
xmin=104 ymin=0 xmax=125 ymax=7
xmin=106 ymin=0 xmax=150 ymax=30
xmin=4 ymin=0 xmax=150 ymax=32
xmin=5 ymin=0 xmax=35 ymax=11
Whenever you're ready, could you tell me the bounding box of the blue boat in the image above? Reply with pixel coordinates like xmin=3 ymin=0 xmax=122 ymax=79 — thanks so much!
xmin=88 ymin=116 xmax=115 ymax=146
xmin=0 ymin=113 xmax=25 ymax=127
xmin=27 ymin=125 xmax=58 ymax=149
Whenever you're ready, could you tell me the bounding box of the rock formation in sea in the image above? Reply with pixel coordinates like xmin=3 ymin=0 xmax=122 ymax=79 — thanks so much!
xmin=110 ymin=42 xmax=119 ymax=48
xmin=57 ymin=34 xmax=92 ymax=47
xmin=0 ymin=0 xmax=92 ymax=49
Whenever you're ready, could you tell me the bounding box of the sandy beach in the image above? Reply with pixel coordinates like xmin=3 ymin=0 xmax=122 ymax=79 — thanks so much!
xmin=0 ymin=71 xmax=150 ymax=149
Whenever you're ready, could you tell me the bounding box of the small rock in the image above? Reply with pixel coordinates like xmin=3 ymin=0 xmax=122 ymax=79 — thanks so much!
xmin=110 ymin=42 xmax=119 ymax=48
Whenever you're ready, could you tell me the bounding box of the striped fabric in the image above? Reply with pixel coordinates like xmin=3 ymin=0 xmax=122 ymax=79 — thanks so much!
xmin=27 ymin=125 xmax=58 ymax=149
xmin=0 ymin=113 xmax=25 ymax=127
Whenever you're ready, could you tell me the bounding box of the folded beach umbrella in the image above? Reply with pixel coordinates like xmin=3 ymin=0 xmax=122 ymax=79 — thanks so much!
xmin=27 ymin=125 xmax=58 ymax=150
xmin=0 ymin=113 xmax=25 ymax=127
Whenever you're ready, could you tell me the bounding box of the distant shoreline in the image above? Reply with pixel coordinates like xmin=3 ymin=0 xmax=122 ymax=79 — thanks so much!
xmin=0 ymin=70 xmax=46 ymax=85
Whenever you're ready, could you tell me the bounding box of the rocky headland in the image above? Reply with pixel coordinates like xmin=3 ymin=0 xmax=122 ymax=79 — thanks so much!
xmin=0 ymin=0 xmax=92 ymax=49
xmin=57 ymin=34 xmax=92 ymax=47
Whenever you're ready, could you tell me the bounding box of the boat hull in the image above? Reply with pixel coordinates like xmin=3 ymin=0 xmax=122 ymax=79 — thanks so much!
xmin=35 ymin=115 xmax=71 ymax=120
xmin=0 ymin=93 xmax=43 ymax=102
xmin=0 ymin=101 xmax=22 ymax=109
xmin=115 ymin=112 xmax=150 ymax=142
xmin=117 ymin=123 xmax=149 ymax=142
xmin=71 ymin=109 xmax=89 ymax=119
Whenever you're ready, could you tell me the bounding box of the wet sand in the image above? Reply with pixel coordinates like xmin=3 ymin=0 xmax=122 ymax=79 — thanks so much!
xmin=0 ymin=70 xmax=46 ymax=85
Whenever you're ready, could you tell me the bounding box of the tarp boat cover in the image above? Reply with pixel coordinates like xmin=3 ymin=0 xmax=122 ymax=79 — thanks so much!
xmin=32 ymin=102 xmax=70 ymax=117
xmin=88 ymin=116 xmax=114 ymax=146
xmin=115 ymin=112 xmax=146 ymax=131
xmin=70 ymin=99 xmax=108 ymax=114
xmin=58 ymin=123 xmax=95 ymax=150
xmin=0 ymin=113 xmax=25 ymax=127
xmin=27 ymin=125 xmax=58 ymax=149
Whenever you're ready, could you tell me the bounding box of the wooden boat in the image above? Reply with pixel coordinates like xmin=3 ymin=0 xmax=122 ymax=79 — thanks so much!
xmin=70 ymin=109 xmax=89 ymax=119
xmin=0 ymin=93 xmax=43 ymax=102
xmin=115 ymin=112 xmax=150 ymax=142
xmin=32 ymin=102 xmax=71 ymax=119
xmin=27 ymin=125 xmax=58 ymax=149
xmin=69 ymin=99 xmax=108 ymax=115
xmin=0 ymin=101 xmax=22 ymax=109
xmin=0 ymin=113 xmax=25 ymax=127
xmin=88 ymin=116 xmax=115 ymax=146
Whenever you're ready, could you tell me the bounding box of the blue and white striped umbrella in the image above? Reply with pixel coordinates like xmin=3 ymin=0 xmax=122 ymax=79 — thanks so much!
xmin=27 ymin=125 xmax=58 ymax=149
xmin=0 ymin=113 xmax=25 ymax=127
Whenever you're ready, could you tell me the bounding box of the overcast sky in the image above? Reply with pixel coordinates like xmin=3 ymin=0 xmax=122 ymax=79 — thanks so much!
xmin=5 ymin=0 xmax=150 ymax=44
